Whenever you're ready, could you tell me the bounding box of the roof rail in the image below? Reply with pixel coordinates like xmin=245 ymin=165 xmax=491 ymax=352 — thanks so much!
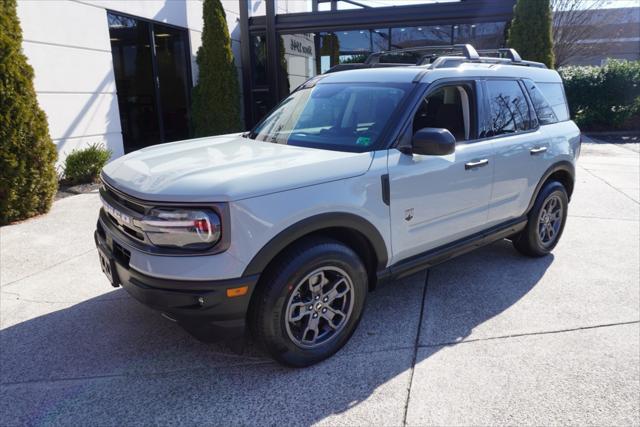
xmin=324 ymin=44 xmax=546 ymax=74
xmin=365 ymin=43 xmax=480 ymax=64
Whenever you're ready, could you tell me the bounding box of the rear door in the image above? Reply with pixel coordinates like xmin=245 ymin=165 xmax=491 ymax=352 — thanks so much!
xmin=483 ymin=79 xmax=553 ymax=225
xmin=387 ymin=80 xmax=495 ymax=263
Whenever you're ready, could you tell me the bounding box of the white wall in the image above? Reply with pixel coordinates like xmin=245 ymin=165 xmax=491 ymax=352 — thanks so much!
xmin=17 ymin=0 xmax=242 ymax=166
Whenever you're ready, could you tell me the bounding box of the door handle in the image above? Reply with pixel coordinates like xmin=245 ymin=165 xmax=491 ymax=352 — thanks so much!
xmin=465 ymin=159 xmax=489 ymax=170
xmin=530 ymin=146 xmax=548 ymax=155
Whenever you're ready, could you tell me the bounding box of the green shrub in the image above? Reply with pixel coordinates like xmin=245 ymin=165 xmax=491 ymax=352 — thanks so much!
xmin=507 ymin=0 xmax=555 ymax=69
xmin=63 ymin=143 xmax=112 ymax=185
xmin=191 ymin=0 xmax=241 ymax=137
xmin=0 ymin=0 xmax=58 ymax=225
xmin=559 ymin=60 xmax=640 ymax=130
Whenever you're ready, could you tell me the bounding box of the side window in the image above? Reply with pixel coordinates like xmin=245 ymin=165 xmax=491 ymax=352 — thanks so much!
xmin=485 ymin=80 xmax=532 ymax=136
xmin=524 ymin=80 xmax=558 ymax=125
xmin=412 ymin=84 xmax=474 ymax=142
xmin=538 ymin=83 xmax=570 ymax=122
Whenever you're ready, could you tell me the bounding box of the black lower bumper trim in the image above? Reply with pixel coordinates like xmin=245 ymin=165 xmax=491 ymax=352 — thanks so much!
xmin=95 ymin=228 xmax=259 ymax=340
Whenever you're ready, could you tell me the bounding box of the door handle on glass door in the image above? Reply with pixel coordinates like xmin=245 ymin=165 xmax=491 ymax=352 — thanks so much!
xmin=465 ymin=159 xmax=489 ymax=170
xmin=530 ymin=146 xmax=548 ymax=155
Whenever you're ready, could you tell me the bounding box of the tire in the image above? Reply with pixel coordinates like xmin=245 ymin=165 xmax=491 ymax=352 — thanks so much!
xmin=249 ymin=237 xmax=368 ymax=367
xmin=513 ymin=181 xmax=569 ymax=257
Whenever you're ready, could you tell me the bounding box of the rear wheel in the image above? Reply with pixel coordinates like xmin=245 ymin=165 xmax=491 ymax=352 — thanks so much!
xmin=513 ymin=181 xmax=568 ymax=257
xmin=250 ymin=238 xmax=367 ymax=367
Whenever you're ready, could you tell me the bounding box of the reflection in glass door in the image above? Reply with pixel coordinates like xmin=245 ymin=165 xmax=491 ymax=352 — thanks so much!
xmin=108 ymin=12 xmax=192 ymax=153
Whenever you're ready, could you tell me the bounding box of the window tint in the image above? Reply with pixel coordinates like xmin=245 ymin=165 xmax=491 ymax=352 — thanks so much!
xmin=538 ymin=83 xmax=570 ymax=121
xmin=524 ymin=80 xmax=558 ymax=125
xmin=485 ymin=80 xmax=532 ymax=136
xmin=413 ymin=85 xmax=473 ymax=141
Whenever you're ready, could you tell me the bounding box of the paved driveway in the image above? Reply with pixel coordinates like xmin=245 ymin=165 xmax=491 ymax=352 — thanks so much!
xmin=1 ymin=140 xmax=638 ymax=426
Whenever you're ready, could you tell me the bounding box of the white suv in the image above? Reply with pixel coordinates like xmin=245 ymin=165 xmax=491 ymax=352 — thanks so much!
xmin=95 ymin=46 xmax=580 ymax=367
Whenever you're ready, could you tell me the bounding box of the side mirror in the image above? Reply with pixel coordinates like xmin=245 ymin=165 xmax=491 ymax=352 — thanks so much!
xmin=411 ymin=128 xmax=456 ymax=156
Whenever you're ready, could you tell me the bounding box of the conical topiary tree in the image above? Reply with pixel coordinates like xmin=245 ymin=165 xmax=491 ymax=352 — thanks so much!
xmin=191 ymin=0 xmax=242 ymax=136
xmin=0 ymin=0 xmax=58 ymax=225
xmin=507 ymin=0 xmax=555 ymax=69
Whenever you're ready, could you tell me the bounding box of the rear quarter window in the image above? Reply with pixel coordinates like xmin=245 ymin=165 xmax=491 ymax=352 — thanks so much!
xmin=537 ymin=82 xmax=570 ymax=122
xmin=524 ymin=80 xmax=558 ymax=125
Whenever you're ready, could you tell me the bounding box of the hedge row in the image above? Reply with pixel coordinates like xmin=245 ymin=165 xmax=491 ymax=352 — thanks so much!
xmin=559 ymin=60 xmax=640 ymax=131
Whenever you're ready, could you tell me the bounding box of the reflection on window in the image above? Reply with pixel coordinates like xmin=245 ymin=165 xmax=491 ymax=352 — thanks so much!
xmin=524 ymin=80 xmax=558 ymax=126
xmin=391 ymin=25 xmax=452 ymax=49
xmin=454 ymin=22 xmax=507 ymax=49
xmin=486 ymin=80 xmax=532 ymax=136
xmin=251 ymin=34 xmax=267 ymax=86
xmin=251 ymin=83 xmax=410 ymax=152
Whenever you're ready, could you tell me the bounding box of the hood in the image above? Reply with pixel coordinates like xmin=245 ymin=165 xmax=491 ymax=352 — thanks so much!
xmin=102 ymin=134 xmax=374 ymax=202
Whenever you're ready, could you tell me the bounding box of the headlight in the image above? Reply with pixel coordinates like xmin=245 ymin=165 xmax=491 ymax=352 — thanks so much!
xmin=139 ymin=208 xmax=221 ymax=250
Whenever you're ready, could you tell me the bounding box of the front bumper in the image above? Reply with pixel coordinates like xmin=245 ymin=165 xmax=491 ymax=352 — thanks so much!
xmin=94 ymin=220 xmax=259 ymax=341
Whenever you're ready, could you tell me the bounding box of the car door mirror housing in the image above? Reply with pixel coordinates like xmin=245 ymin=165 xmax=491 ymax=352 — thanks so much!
xmin=411 ymin=128 xmax=456 ymax=156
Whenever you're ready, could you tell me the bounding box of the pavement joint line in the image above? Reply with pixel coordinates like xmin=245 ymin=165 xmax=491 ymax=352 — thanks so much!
xmin=578 ymin=165 xmax=640 ymax=206
xmin=568 ymin=214 xmax=638 ymax=222
xmin=401 ymin=269 xmax=429 ymax=427
xmin=0 ymin=359 xmax=276 ymax=388
xmin=0 ymin=248 xmax=96 ymax=288
xmin=419 ymin=320 xmax=640 ymax=348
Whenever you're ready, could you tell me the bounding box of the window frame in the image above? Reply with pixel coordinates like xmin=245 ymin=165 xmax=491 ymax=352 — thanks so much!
xmin=393 ymin=78 xmax=483 ymax=151
xmin=480 ymin=78 xmax=539 ymax=140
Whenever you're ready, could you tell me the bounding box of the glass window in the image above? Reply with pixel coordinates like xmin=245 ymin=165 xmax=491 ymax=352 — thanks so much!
xmin=108 ymin=12 xmax=160 ymax=153
xmin=154 ymin=24 xmax=191 ymax=143
xmin=248 ymin=83 xmax=411 ymax=152
xmin=453 ymin=22 xmax=507 ymax=49
xmin=251 ymin=34 xmax=268 ymax=86
xmin=523 ymin=80 xmax=558 ymax=125
xmin=485 ymin=80 xmax=532 ymax=136
xmin=391 ymin=25 xmax=452 ymax=49
xmin=413 ymin=85 xmax=474 ymax=141
xmin=108 ymin=12 xmax=193 ymax=152
xmin=538 ymin=83 xmax=570 ymax=122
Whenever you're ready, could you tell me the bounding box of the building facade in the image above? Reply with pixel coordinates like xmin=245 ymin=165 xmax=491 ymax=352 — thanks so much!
xmin=17 ymin=0 xmax=513 ymax=165
xmin=553 ymin=6 xmax=640 ymax=66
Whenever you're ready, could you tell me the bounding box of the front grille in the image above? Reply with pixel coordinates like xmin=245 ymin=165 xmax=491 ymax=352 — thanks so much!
xmin=104 ymin=186 xmax=146 ymax=214
xmin=100 ymin=181 xmax=148 ymax=244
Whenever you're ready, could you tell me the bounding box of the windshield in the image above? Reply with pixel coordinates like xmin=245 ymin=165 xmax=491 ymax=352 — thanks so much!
xmin=248 ymin=83 xmax=411 ymax=152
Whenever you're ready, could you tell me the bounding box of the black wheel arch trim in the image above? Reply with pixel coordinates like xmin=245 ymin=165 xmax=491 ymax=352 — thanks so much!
xmin=242 ymin=212 xmax=389 ymax=277
xmin=526 ymin=161 xmax=575 ymax=214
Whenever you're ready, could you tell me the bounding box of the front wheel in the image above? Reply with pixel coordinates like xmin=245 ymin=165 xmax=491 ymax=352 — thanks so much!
xmin=249 ymin=238 xmax=368 ymax=367
xmin=513 ymin=181 xmax=569 ymax=257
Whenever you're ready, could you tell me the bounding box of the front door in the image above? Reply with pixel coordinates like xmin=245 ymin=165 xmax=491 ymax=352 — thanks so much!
xmin=108 ymin=12 xmax=192 ymax=153
xmin=387 ymin=82 xmax=494 ymax=263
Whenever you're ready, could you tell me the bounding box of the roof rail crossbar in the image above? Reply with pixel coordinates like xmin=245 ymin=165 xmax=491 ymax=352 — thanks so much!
xmin=499 ymin=48 xmax=522 ymax=62
xmin=453 ymin=44 xmax=480 ymax=60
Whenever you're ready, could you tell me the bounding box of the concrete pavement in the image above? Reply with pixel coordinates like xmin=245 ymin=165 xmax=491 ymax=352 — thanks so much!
xmin=1 ymin=139 xmax=638 ymax=426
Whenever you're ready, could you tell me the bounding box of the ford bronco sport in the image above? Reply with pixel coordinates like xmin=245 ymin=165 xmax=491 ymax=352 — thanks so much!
xmin=95 ymin=45 xmax=580 ymax=367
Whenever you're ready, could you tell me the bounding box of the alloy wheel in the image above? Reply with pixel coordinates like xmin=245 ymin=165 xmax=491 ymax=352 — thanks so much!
xmin=284 ymin=266 xmax=355 ymax=349
xmin=537 ymin=194 xmax=563 ymax=247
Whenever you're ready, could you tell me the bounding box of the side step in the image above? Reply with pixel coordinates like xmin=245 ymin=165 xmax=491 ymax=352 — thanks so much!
xmin=377 ymin=217 xmax=527 ymax=284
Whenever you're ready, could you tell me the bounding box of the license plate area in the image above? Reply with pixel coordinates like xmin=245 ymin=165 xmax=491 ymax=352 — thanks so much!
xmin=98 ymin=246 xmax=120 ymax=288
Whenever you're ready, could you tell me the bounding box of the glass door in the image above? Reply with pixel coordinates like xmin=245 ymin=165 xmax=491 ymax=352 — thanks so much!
xmin=108 ymin=12 xmax=192 ymax=153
